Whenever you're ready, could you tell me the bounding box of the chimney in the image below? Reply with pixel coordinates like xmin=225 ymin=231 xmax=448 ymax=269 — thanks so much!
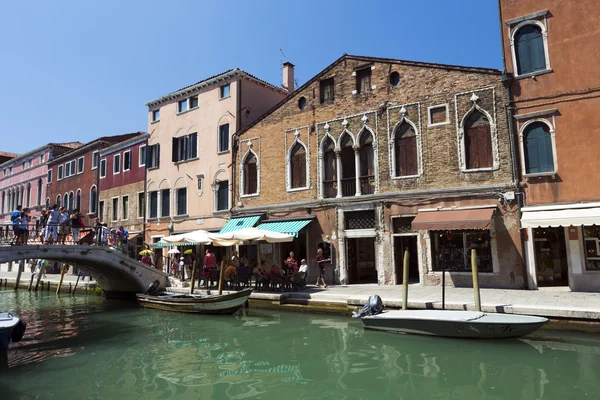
xmin=282 ymin=62 xmax=295 ymax=93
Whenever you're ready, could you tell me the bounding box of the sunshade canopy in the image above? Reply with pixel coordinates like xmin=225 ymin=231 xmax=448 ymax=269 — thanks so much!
xmin=412 ymin=208 xmax=495 ymax=231
xmin=256 ymin=219 xmax=312 ymax=238
xmin=219 ymin=216 xmax=261 ymax=234
xmin=212 ymin=227 xmax=294 ymax=243
xmin=521 ymin=207 xmax=600 ymax=228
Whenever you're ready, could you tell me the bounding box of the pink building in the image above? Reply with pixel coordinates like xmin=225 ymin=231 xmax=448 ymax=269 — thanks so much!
xmin=0 ymin=142 xmax=81 ymax=223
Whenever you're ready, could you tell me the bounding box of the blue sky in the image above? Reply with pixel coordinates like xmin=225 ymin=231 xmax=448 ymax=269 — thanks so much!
xmin=0 ymin=0 xmax=502 ymax=154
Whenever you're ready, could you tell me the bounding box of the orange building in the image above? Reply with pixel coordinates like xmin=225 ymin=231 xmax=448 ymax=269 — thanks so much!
xmin=499 ymin=0 xmax=600 ymax=291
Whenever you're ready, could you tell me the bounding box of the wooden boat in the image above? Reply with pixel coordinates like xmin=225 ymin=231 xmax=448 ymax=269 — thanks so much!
xmin=360 ymin=309 xmax=548 ymax=339
xmin=0 ymin=312 xmax=26 ymax=351
xmin=136 ymin=289 xmax=253 ymax=315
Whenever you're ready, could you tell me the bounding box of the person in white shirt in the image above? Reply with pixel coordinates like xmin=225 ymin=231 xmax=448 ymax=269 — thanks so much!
xmin=299 ymin=259 xmax=308 ymax=277
xmin=45 ymin=205 xmax=60 ymax=243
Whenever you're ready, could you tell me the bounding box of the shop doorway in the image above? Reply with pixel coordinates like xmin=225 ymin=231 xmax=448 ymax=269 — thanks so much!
xmin=533 ymin=227 xmax=569 ymax=287
xmin=346 ymin=237 xmax=377 ymax=284
xmin=280 ymin=229 xmax=308 ymax=266
xmin=394 ymin=235 xmax=419 ymax=284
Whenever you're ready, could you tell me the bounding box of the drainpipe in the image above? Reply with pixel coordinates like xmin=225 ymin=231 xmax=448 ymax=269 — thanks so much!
xmin=231 ymin=78 xmax=242 ymax=214
xmin=142 ymin=138 xmax=148 ymax=246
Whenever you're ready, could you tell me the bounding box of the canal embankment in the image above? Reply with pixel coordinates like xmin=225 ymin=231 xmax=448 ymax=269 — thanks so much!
xmin=0 ymin=269 xmax=98 ymax=295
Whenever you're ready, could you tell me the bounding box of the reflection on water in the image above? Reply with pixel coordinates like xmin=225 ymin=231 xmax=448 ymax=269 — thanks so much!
xmin=0 ymin=289 xmax=600 ymax=399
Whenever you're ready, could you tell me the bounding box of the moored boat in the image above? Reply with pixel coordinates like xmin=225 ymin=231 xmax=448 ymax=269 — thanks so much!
xmin=136 ymin=289 xmax=253 ymax=315
xmin=0 ymin=312 xmax=26 ymax=351
xmin=353 ymin=295 xmax=548 ymax=339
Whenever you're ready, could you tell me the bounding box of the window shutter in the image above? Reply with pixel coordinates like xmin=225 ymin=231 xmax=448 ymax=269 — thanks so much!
xmin=243 ymin=162 xmax=250 ymax=194
xmin=298 ymin=153 xmax=306 ymax=187
xmin=525 ymin=123 xmax=553 ymax=174
xmin=516 ymin=25 xmax=545 ymax=75
xmin=248 ymin=162 xmax=257 ymax=194
xmin=155 ymin=144 xmax=160 ymax=168
xmin=172 ymin=138 xmax=178 ymax=162
xmin=190 ymin=133 xmax=197 ymax=159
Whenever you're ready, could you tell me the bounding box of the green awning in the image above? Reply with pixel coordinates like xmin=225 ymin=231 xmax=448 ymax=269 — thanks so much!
xmin=256 ymin=220 xmax=312 ymax=238
xmin=219 ymin=215 xmax=261 ymax=234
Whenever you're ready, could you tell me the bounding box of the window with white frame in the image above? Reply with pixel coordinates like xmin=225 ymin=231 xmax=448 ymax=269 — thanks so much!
xmin=176 ymin=187 xmax=187 ymax=216
xmin=172 ymin=133 xmax=197 ymax=163
xmin=98 ymin=200 xmax=105 ymax=222
xmin=77 ymin=156 xmax=84 ymax=174
xmin=288 ymin=142 xmax=307 ymax=190
xmin=139 ymin=145 xmax=146 ymax=167
xmin=65 ymin=162 xmax=71 ymax=177
xmin=57 ymin=165 xmax=64 ymax=180
xmin=100 ymin=159 xmax=106 ymax=178
xmin=215 ymin=180 xmax=228 ymax=211
xmin=242 ymin=153 xmax=258 ymax=195
xmin=114 ymin=154 xmax=121 ymax=174
xmin=47 ymin=169 xmax=52 ymax=184
xmin=428 ymin=105 xmax=449 ymax=126
xmin=507 ymin=12 xmax=550 ymax=77
xmin=137 ymin=192 xmax=144 ymax=218
xmin=89 ymin=186 xmax=97 ymax=214
xmin=152 ymin=109 xmax=160 ymax=122
xmin=177 ymin=99 xmax=188 ymax=113
xmin=189 ymin=96 xmax=198 ymax=109
xmin=28 ymin=159 xmax=33 ymax=168
xmin=160 ymin=189 xmax=170 ymax=217
xmin=92 ymin=151 xmax=99 ymax=169
xmin=521 ymin=119 xmax=556 ymax=176
xmin=123 ymin=150 xmax=131 ymax=171
xmin=112 ymin=198 xmax=119 ymax=221
xmin=122 ymin=195 xmax=129 ymax=220
xmin=218 ymin=124 xmax=229 ymax=153
xmin=146 ymin=144 xmax=160 ymax=168
xmin=148 ymin=191 xmax=158 ymax=219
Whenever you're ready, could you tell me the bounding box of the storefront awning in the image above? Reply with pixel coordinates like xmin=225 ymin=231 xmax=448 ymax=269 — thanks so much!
xmin=219 ymin=215 xmax=261 ymax=234
xmin=521 ymin=207 xmax=600 ymax=228
xmin=256 ymin=219 xmax=312 ymax=238
xmin=412 ymin=208 xmax=495 ymax=231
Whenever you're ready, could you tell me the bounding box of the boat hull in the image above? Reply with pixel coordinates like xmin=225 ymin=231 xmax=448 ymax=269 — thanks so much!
xmin=136 ymin=289 xmax=253 ymax=315
xmin=361 ymin=310 xmax=548 ymax=339
xmin=0 ymin=313 xmax=20 ymax=352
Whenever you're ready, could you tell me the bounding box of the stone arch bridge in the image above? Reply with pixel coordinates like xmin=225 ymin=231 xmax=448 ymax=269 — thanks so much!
xmin=0 ymin=245 xmax=169 ymax=299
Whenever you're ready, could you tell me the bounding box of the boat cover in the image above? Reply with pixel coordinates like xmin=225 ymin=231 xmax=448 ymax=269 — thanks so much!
xmin=369 ymin=310 xmax=486 ymax=322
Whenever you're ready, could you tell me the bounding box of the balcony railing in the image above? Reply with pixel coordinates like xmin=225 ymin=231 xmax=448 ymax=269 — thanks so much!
xmin=341 ymin=178 xmax=356 ymax=197
xmin=360 ymin=175 xmax=375 ymax=195
xmin=323 ymin=180 xmax=337 ymax=199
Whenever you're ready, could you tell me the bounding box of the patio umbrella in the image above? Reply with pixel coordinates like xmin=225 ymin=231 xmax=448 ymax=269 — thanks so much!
xmin=139 ymin=249 xmax=154 ymax=256
xmin=212 ymin=227 xmax=294 ymax=243
xmin=183 ymin=249 xmax=194 ymax=255
xmin=157 ymin=233 xmax=189 ymax=247
xmin=167 ymin=248 xmax=180 ymax=255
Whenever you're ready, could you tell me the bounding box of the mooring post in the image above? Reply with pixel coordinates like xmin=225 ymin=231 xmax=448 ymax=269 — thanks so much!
xmin=14 ymin=260 xmax=24 ymax=290
xmin=73 ymin=273 xmax=81 ymax=295
xmin=190 ymin=259 xmax=198 ymax=294
xmin=471 ymin=249 xmax=481 ymax=312
xmin=217 ymin=260 xmax=226 ymax=295
xmin=402 ymin=249 xmax=409 ymax=311
xmin=28 ymin=273 xmax=35 ymax=291
xmin=56 ymin=264 xmax=67 ymax=295
xmin=68 ymin=282 xmax=72 ymax=294
xmin=34 ymin=262 xmax=44 ymax=291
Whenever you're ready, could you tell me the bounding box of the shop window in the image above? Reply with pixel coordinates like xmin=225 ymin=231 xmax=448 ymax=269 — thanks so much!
xmin=345 ymin=210 xmax=375 ymax=230
xmin=431 ymin=230 xmax=492 ymax=273
xmin=584 ymin=226 xmax=600 ymax=271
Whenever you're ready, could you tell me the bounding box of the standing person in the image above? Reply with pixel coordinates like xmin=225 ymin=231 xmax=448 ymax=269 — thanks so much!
xmin=19 ymin=212 xmax=30 ymax=245
xmin=39 ymin=209 xmax=49 ymax=244
xmin=178 ymin=257 xmax=185 ymax=280
xmin=204 ymin=249 xmax=216 ymax=271
xmin=70 ymin=209 xmax=83 ymax=245
xmin=93 ymin=217 xmax=102 ymax=245
xmin=316 ymin=248 xmax=330 ymax=288
xmin=10 ymin=205 xmax=22 ymax=245
xmin=45 ymin=204 xmax=60 ymax=244
xmin=230 ymin=250 xmax=239 ymax=268
xmin=58 ymin=207 xmax=69 ymax=244
xmin=100 ymin=223 xmax=109 ymax=246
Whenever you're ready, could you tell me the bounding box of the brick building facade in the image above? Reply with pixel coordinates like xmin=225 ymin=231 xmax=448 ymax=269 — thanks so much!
xmin=47 ymin=133 xmax=142 ymax=227
xmin=499 ymin=0 xmax=600 ymax=291
xmin=233 ymin=55 xmax=524 ymax=288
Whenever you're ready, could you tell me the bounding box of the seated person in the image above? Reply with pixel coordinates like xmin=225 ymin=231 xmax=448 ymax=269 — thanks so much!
xmin=299 ymin=259 xmax=308 ymax=278
xmin=268 ymin=264 xmax=284 ymax=278
xmin=224 ymin=263 xmax=237 ymax=281
xmin=253 ymin=261 xmax=268 ymax=285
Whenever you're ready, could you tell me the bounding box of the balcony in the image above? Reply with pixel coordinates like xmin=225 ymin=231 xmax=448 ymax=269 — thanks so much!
xmin=323 ymin=180 xmax=337 ymax=199
xmin=360 ymin=175 xmax=375 ymax=195
xmin=341 ymin=178 xmax=356 ymax=197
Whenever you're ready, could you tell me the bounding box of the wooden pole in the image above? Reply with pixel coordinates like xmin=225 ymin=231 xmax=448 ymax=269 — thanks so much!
xmin=27 ymin=272 xmax=35 ymax=291
xmin=73 ymin=273 xmax=81 ymax=295
xmin=34 ymin=261 xmax=44 ymax=291
xmin=190 ymin=258 xmax=198 ymax=294
xmin=14 ymin=260 xmax=24 ymax=290
xmin=56 ymin=264 xmax=67 ymax=295
xmin=217 ymin=260 xmax=226 ymax=295
xmin=441 ymin=243 xmax=446 ymax=310
xmin=402 ymin=249 xmax=409 ymax=310
xmin=471 ymin=249 xmax=481 ymax=311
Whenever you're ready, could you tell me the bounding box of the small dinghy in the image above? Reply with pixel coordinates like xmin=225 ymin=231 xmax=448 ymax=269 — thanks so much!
xmin=137 ymin=289 xmax=253 ymax=315
xmin=0 ymin=313 xmax=26 ymax=351
xmin=353 ymin=295 xmax=548 ymax=339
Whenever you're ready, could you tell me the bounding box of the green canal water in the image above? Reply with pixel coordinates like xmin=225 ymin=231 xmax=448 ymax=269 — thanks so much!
xmin=1 ymin=290 xmax=599 ymax=400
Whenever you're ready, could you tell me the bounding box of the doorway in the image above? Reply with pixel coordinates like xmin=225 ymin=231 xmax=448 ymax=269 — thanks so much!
xmin=394 ymin=235 xmax=419 ymax=284
xmin=280 ymin=230 xmax=308 ymax=266
xmin=533 ymin=227 xmax=569 ymax=287
xmin=346 ymin=237 xmax=377 ymax=284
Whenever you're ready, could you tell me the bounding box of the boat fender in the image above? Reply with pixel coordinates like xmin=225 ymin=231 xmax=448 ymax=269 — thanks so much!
xmin=352 ymin=295 xmax=384 ymax=318
xmin=147 ymin=280 xmax=160 ymax=294
xmin=11 ymin=320 xmax=26 ymax=343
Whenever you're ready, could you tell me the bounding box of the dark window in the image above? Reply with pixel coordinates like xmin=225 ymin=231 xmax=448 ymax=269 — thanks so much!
xmin=123 ymin=151 xmax=131 ymax=170
xmin=220 ymin=84 xmax=230 ymax=98
xmin=149 ymin=191 xmax=158 ymax=219
xmin=356 ymin=68 xmax=372 ymax=94
xmin=243 ymin=153 xmax=258 ymax=195
xmin=392 ymin=216 xmax=415 ymax=234
xmin=90 ymin=187 xmax=97 ymax=214
xmin=515 ymin=24 xmax=547 ymax=75
xmin=77 ymin=157 xmax=84 ymax=173
xmin=92 ymin=152 xmax=99 ymax=169
xmin=147 ymin=144 xmax=160 ymax=168
xmin=114 ymin=154 xmax=121 ymax=174
xmin=98 ymin=200 xmax=104 ymax=221
xmin=122 ymin=196 xmax=129 ymax=220
xmin=37 ymin=179 xmax=42 ymax=206
xmin=68 ymin=192 xmax=74 ymax=212
xmin=160 ymin=189 xmax=170 ymax=217
xmin=139 ymin=146 xmax=146 ymax=166
xmin=218 ymin=124 xmax=230 ymax=152
xmin=322 ymin=137 xmax=337 ymax=199
xmin=112 ymin=198 xmax=118 ymax=221
xmin=429 ymin=106 xmax=447 ymax=125
xmin=390 ymin=71 xmax=400 ymax=86
xmin=345 ymin=210 xmax=376 ymax=230
xmin=57 ymin=195 xmax=62 ymax=208
xmin=178 ymin=99 xmax=188 ymax=113
xmin=464 ymin=111 xmax=493 ymax=169
xmin=290 ymin=143 xmax=307 ymax=189
xmin=432 ymin=230 xmax=492 ymax=273
xmin=76 ymin=190 xmax=81 ymax=211
xmin=216 ymin=180 xmax=229 ymax=211
xmin=319 ymin=78 xmax=334 ymax=104
xmin=176 ymin=188 xmax=187 ymax=215
xmin=100 ymin=159 xmax=106 ymax=178
xmin=172 ymin=133 xmax=197 ymax=163
xmin=394 ymin=122 xmax=418 ymax=177
xmin=359 ymin=132 xmax=374 ymax=194
xmin=189 ymin=96 xmax=198 ymax=109
xmin=138 ymin=192 xmax=144 ymax=218
xmin=524 ymin=122 xmax=554 ymax=174
xmin=340 ymin=134 xmax=356 ymax=197
xmin=152 ymin=109 xmax=160 ymax=122
xmin=47 ymin=169 xmax=52 ymax=183
xmin=298 ymin=96 xmax=307 ymax=110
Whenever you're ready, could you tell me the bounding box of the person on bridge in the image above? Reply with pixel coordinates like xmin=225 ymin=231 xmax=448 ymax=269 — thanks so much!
xmin=10 ymin=205 xmax=22 ymax=245
xmin=19 ymin=212 xmax=30 ymax=245
xmin=58 ymin=207 xmax=69 ymax=245
xmin=45 ymin=204 xmax=59 ymax=244
xmin=70 ymin=209 xmax=83 ymax=245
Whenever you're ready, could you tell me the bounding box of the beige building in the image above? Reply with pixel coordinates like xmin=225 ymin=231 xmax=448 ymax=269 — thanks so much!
xmin=144 ymin=68 xmax=288 ymax=257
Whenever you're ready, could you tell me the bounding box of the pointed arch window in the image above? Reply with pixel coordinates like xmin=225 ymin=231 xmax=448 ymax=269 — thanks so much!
xmin=76 ymin=189 xmax=81 ymax=211
xmin=89 ymin=186 xmax=97 ymax=214
xmin=464 ymin=110 xmax=493 ymax=170
xmin=243 ymin=152 xmax=258 ymax=195
xmin=359 ymin=131 xmax=374 ymax=195
xmin=321 ymin=137 xmax=337 ymax=199
xmin=523 ymin=121 xmax=555 ymax=174
xmin=340 ymin=133 xmax=356 ymax=197
xmin=394 ymin=122 xmax=418 ymax=177
xmin=68 ymin=192 xmax=74 ymax=212
xmin=289 ymin=142 xmax=307 ymax=189
xmin=56 ymin=195 xmax=62 ymax=208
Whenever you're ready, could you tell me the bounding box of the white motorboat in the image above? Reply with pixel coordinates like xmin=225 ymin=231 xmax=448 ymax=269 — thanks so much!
xmin=0 ymin=313 xmax=26 ymax=351
xmin=353 ymin=296 xmax=548 ymax=339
